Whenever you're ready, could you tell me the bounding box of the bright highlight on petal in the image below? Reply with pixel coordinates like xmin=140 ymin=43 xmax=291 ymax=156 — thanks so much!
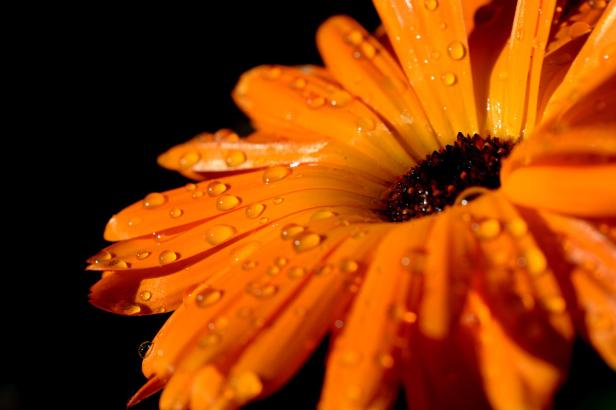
xmin=88 ymin=1 xmax=616 ymax=409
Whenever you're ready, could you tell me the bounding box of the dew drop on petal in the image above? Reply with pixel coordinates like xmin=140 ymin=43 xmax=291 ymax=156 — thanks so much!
xmin=233 ymin=371 xmax=263 ymax=402
xmin=291 ymin=77 xmax=307 ymax=89
xmin=139 ymin=290 xmax=152 ymax=301
xmin=216 ymin=195 xmax=241 ymax=211
xmin=93 ymin=250 xmax=113 ymax=263
xmin=225 ymin=150 xmax=247 ymax=167
xmin=185 ymin=183 xmax=197 ymax=191
xmin=288 ymin=266 xmax=306 ymax=279
xmin=506 ymin=218 xmax=527 ymax=238
xmin=143 ymin=192 xmax=166 ymax=208
xmin=474 ymin=219 xmax=501 ymax=240
xmin=267 ymin=266 xmax=280 ymax=276
xmin=447 ymin=41 xmax=466 ymax=60
xmin=306 ymin=96 xmax=326 ymax=108
xmin=110 ymin=259 xmax=129 ymax=269
xmin=159 ymin=250 xmax=179 ymax=265
xmin=179 ymin=151 xmax=200 ymax=169
xmin=196 ymin=289 xmax=224 ymax=307
xmin=245 ymin=203 xmax=265 ymax=219
xmin=310 ymin=210 xmax=337 ymax=221
xmin=231 ymin=242 xmax=260 ymax=264
xmin=293 ymin=233 xmax=322 ymax=252
xmin=263 ymin=166 xmax=291 ymax=184
xmin=360 ymin=42 xmax=376 ymax=59
xmin=206 ymin=225 xmax=237 ymax=246
xmin=242 ymin=260 xmax=258 ymax=270
xmin=346 ymin=30 xmax=363 ymax=45
xmin=138 ymin=341 xmax=152 ymax=359
xmin=207 ymin=181 xmax=228 ymax=197
xmin=424 ymin=0 xmax=438 ymax=11
xmin=199 ymin=332 xmax=222 ymax=348
xmin=272 ymin=197 xmax=284 ymax=205
xmin=264 ymin=66 xmax=282 ymax=80
xmin=377 ymin=353 xmax=395 ymax=369
xmin=275 ymin=257 xmax=288 ymax=267
xmin=522 ymin=247 xmax=547 ymax=275
xmin=441 ymin=72 xmax=457 ymax=86
xmin=136 ymin=250 xmax=151 ymax=260
xmin=192 ymin=191 xmax=204 ymax=199
xmin=169 ymin=207 xmax=183 ymax=218
xmin=341 ymin=259 xmax=359 ymax=273
xmin=281 ymin=224 xmax=305 ymax=240
xmin=123 ymin=304 xmax=142 ymax=315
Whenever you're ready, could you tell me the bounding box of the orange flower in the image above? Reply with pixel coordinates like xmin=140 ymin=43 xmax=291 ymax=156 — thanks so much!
xmin=88 ymin=1 xmax=616 ymax=409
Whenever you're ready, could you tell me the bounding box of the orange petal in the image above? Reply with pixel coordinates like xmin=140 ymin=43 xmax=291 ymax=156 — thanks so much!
xmin=89 ymin=206 xmax=379 ymax=315
xmin=502 ymin=124 xmax=616 ymax=217
xmin=102 ymin=164 xmax=386 ymax=241
xmin=317 ymin=15 xmax=439 ymax=160
xmin=464 ymin=290 xmax=568 ymax=410
xmin=212 ymin=225 xmax=390 ymax=407
xmin=535 ymin=211 xmax=616 ymax=368
xmin=233 ymin=65 xmax=414 ymax=174
xmin=319 ymin=218 xmax=432 ymax=410
xmin=146 ymin=219 xmax=371 ymax=409
xmin=158 ymin=129 xmax=395 ymax=181
xmin=482 ymin=0 xmax=557 ymax=138
xmin=542 ymin=1 xmax=616 ymax=125
xmin=374 ymin=0 xmax=479 ymax=142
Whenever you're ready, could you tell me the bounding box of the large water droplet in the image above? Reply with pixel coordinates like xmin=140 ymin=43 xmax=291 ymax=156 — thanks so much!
xmin=263 ymin=166 xmax=291 ymax=184
xmin=179 ymin=151 xmax=200 ymax=169
xmin=143 ymin=192 xmax=166 ymax=208
xmin=225 ymin=150 xmax=247 ymax=167
xmin=506 ymin=218 xmax=527 ymax=238
xmin=136 ymin=250 xmax=151 ymax=260
xmin=447 ymin=41 xmax=466 ymax=60
xmin=341 ymin=259 xmax=359 ymax=273
xmin=207 ymin=181 xmax=228 ymax=197
xmin=424 ymin=0 xmax=438 ymax=11
xmin=293 ymin=233 xmax=322 ymax=252
xmin=159 ymin=250 xmax=179 ymax=265
xmin=441 ymin=72 xmax=457 ymax=86
xmin=245 ymin=203 xmax=265 ymax=219
xmin=346 ymin=30 xmax=363 ymax=45
xmin=474 ymin=219 xmax=501 ymax=240
xmin=196 ymin=289 xmax=224 ymax=307
xmin=310 ymin=210 xmax=336 ymax=221
xmin=169 ymin=207 xmax=183 ymax=218
xmin=281 ymin=224 xmax=305 ymax=240
xmin=206 ymin=225 xmax=237 ymax=245
xmin=139 ymin=290 xmax=152 ymax=301
xmin=138 ymin=341 xmax=152 ymax=359
xmin=216 ymin=195 xmax=241 ymax=211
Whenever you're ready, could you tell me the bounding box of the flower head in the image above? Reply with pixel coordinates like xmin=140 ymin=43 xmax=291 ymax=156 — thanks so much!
xmin=89 ymin=1 xmax=616 ymax=409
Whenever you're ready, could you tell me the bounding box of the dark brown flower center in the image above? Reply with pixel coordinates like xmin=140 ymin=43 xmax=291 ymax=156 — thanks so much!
xmin=383 ymin=133 xmax=514 ymax=222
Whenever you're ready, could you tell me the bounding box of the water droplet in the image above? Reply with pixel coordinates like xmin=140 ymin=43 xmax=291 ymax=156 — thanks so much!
xmin=329 ymin=90 xmax=353 ymax=107
xmin=199 ymin=332 xmax=222 ymax=348
xmin=341 ymin=259 xmax=359 ymax=273
xmin=589 ymin=0 xmax=607 ymax=9
xmin=447 ymin=41 xmax=466 ymax=60
xmin=334 ymin=319 xmax=344 ymax=329
xmin=242 ymin=260 xmax=258 ymax=270
xmin=231 ymin=242 xmax=260 ymax=264
xmin=543 ymin=296 xmax=566 ymax=313
xmin=93 ymin=250 xmax=113 ymax=263
xmin=346 ymin=30 xmax=363 ymax=45
xmin=246 ymin=282 xmax=278 ymax=299
xmin=377 ymin=353 xmax=395 ymax=369
xmin=169 ymin=207 xmax=183 ymax=218
xmin=232 ymin=371 xmax=263 ymax=402
xmin=143 ymin=192 xmax=166 ymax=208
xmin=185 ymin=183 xmax=197 ymax=191
xmin=281 ymin=224 xmax=305 ymax=240
xmin=291 ymin=77 xmax=307 ymax=89
xmin=159 ymin=250 xmax=179 ymax=265
xmin=263 ymin=166 xmax=291 ymax=184
xmin=316 ymin=264 xmax=334 ymax=275
xmin=267 ymin=266 xmax=280 ymax=276
xmin=522 ymin=247 xmax=547 ymax=275
xmin=506 ymin=218 xmax=527 ymax=238
xmin=310 ymin=210 xmax=336 ymax=221
xmin=139 ymin=290 xmax=152 ymax=301
xmin=441 ymin=72 xmax=457 ymax=86
xmin=272 ymin=197 xmax=284 ymax=205
xmin=293 ymin=233 xmax=322 ymax=252
xmin=110 ymin=259 xmax=129 ymax=269
xmin=122 ymin=304 xmax=142 ymax=315
xmin=138 ymin=341 xmax=152 ymax=358
xmin=192 ymin=190 xmax=204 ymax=199
xmin=569 ymin=21 xmax=590 ymax=38
xmin=356 ymin=117 xmax=376 ymax=133
xmin=206 ymin=225 xmax=237 ymax=245
xmin=225 ymin=150 xmax=247 ymax=167
xmin=474 ymin=219 xmax=501 ymax=240
xmin=216 ymin=195 xmax=241 ymax=211
xmin=288 ymin=266 xmax=306 ymax=279
xmin=360 ymin=42 xmax=376 ymax=59
xmin=259 ymin=217 xmax=270 ymax=224
xmin=264 ymin=66 xmax=282 ymax=80
xmin=207 ymin=181 xmax=228 ymax=197
xmin=306 ymin=96 xmax=326 ymax=108
xmin=179 ymin=151 xmax=200 ymax=169
xmin=424 ymin=0 xmax=438 ymax=11
xmin=340 ymin=349 xmax=362 ymax=366
xmin=275 ymin=257 xmax=288 ymax=267
xmin=389 ymin=304 xmax=417 ymax=323
xmin=196 ymin=289 xmax=224 ymax=307
xmin=242 ymin=203 xmax=265 ymax=219
xmin=136 ymin=250 xmax=151 ymax=260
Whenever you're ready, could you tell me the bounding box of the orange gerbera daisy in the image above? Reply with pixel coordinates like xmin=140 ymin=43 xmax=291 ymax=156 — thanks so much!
xmin=88 ymin=0 xmax=616 ymax=409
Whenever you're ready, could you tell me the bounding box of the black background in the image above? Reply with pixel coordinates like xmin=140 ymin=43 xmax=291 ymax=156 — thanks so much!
xmin=4 ymin=1 xmax=616 ymax=409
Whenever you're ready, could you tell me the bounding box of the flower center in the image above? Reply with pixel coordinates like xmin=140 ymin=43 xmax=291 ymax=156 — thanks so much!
xmin=383 ymin=133 xmax=514 ymax=222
